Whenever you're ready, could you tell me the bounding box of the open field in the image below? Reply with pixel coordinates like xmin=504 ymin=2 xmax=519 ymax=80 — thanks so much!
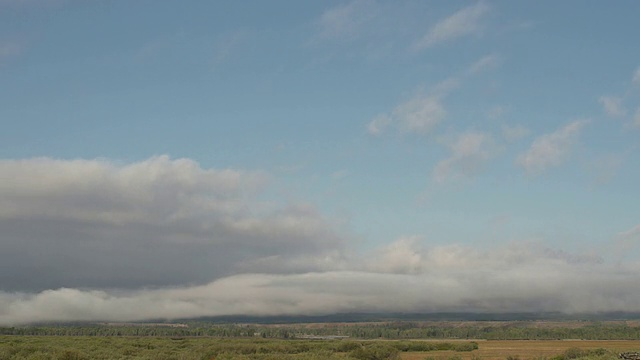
xmin=0 ymin=336 xmax=476 ymax=360
xmin=2 ymin=336 xmax=640 ymax=360
xmin=401 ymin=340 xmax=640 ymax=360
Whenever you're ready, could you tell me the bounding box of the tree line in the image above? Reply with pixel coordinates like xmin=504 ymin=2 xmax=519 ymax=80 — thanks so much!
xmin=2 ymin=321 xmax=640 ymax=339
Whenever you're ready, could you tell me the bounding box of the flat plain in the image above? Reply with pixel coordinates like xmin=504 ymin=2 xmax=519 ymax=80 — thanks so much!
xmin=401 ymin=340 xmax=640 ymax=360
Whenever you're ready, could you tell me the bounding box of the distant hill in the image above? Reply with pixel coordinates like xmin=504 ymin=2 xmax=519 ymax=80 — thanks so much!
xmin=179 ymin=312 xmax=640 ymax=324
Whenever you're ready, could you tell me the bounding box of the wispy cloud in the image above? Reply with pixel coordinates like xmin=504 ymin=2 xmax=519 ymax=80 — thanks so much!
xmin=633 ymin=67 xmax=640 ymax=86
xmin=502 ymin=124 xmax=530 ymax=142
xmin=467 ymin=53 xmax=501 ymax=75
xmin=368 ymin=54 xmax=499 ymax=137
xmin=596 ymin=67 xmax=640 ymax=128
xmin=316 ymin=0 xmax=377 ymax=41
xmin=599 ymin=95 xmax=627 ymax=117
xmin=413 ymin=2 xmax=489 ymax=50
xmin=433 ymin=131 xmax=499 ymax=183
xmin=367 ymin=90 xmax=447 ymax=136
xmin=614 ymin=224 xmax=640 ymax=259
xmin=366 ymin=237 xmax=424 ymax=274
xmin=517 ymin=120 xmax=588 ymax=174
xmin=211 ymin=30 xmax=248 ymax=68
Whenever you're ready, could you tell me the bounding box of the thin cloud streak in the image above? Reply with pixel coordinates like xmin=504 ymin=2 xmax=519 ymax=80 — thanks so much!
xmin=367 ymin=54 xmax=498 ymax=137
xmin=413 ymin=2 xmax=489 ymax=50
xmin=316 ymin=0 xmax=377 ymax=41
xmin=433 ymin=131 xmax=499 ymax=183
xmin=367 ymin=92 xmax=447 ymax=136
xmin=599 ymin=96 xmax=627 ymax=117
xmin=517 ymin=120 xmax=588 ymax=174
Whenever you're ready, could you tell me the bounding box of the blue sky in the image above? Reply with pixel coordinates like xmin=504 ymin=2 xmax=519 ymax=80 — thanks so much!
xmin=1 ymin=1 xmax=640 ymax=324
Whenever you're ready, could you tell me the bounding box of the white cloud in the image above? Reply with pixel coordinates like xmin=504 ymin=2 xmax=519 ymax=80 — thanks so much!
xmin=633 ymin=67 xmax=640 ymax=85
xmin=367 ymin=53 xmax=500 ymax=137
xmin=317 ymin=0 xmax=377 ymax=41
xmin=414 ymin=2 xmax=489 ymax=50
xmin=502 ymin=124 xmax=530 ymax=142
xmin=467 ymin=53 xmax=501 ymax=75
xmin=4 ymin=241 xmax=640 ymax=326
xmin=599 ymin=95 xmax=627 ymax=117
xmin=0 ymin=156 xmax=347 ymax=291
xmin=517 ymin=120 xmax=588 ymax=174
xmin=366 ymin=114 xmax=392 ymax=136
xmin=367 ymin=237 xmax=423 ymax=274
xmin=4 ymin=156 xmax=640 ymax=325
xmin=433 ymin=131 xmax=498 ymax=183
xmin=395 ymin=94 xmax=447 ymax=134
xmin=613 ymin=225 xmax=640 ymax=260
xmin=617 ymin=225 xmax=640 ymax=246
xmin=367 ymin=92 xmax=446 ymax=136
xmin=618 ymin=225 xmax=640 ymax=239
xmin=634 ymin=108 xmax=640 ymax=128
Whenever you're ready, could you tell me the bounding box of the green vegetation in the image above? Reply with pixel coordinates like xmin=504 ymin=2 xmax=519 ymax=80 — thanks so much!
xmin=551 ymin=348 xmax=610 ymax=360
xmin=2 ymin=321 xmax=640 ymax=360
xmin=3 ymin=321 xmax=640 ymax=340
xmin=0 ymin=336 xmax=477 ymax=360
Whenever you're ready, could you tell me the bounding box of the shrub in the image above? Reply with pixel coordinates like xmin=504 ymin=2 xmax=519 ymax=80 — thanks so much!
xmin=564 ymin=347 xmax=586 ymax=359
xmin=454 ymin=342 xmax=479 ymax=352
xmin=350 ymin=343 xmax=401 ymax=360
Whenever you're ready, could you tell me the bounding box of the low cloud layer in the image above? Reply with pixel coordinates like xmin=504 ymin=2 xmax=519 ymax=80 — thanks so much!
xmin=2 ymin=156 xmax=640 ymax=326
xmin=2 ymin=239 xmax=640 ymax=325
xmin=0 ymin=156 xmax=346 ymax=291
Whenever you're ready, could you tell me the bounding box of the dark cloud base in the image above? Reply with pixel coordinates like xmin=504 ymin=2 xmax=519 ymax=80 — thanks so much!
xmin=1 ymin=157 xmax=640 ymax=326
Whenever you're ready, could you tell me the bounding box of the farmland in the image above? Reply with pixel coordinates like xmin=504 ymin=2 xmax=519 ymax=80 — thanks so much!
xmin=2 ymin=336 xmax=640 ymax=360
xmin=401 ymin=340 xmax=640 ymax=360
xmin=2 ymin=321 xmax=640 ymax=360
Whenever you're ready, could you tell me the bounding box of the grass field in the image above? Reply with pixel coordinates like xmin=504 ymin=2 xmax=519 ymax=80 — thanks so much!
xmin=401 ymin=340 xmax=640 ymax=360
xmin=0 ymin=336 xmax=475 ymax=360
xmin=2 ymin=336 xmax=640 ymax=360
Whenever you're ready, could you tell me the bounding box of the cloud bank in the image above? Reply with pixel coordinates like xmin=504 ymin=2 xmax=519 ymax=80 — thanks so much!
xmin=2 ymin=156 xmax=640 ymax=326
xmin=2 ymin=239 xmax=640 ymax=325
xmin=0 ymin=156 xmax=346 ymax=291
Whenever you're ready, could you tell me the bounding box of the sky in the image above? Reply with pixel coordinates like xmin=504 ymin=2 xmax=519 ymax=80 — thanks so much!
xmin=1 ymin=0 xmax=640 ymax=325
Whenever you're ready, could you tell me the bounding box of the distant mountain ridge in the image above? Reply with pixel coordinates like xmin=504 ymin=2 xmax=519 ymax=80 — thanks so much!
xmin=181 ymin=312 xmax=640 ymax=324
